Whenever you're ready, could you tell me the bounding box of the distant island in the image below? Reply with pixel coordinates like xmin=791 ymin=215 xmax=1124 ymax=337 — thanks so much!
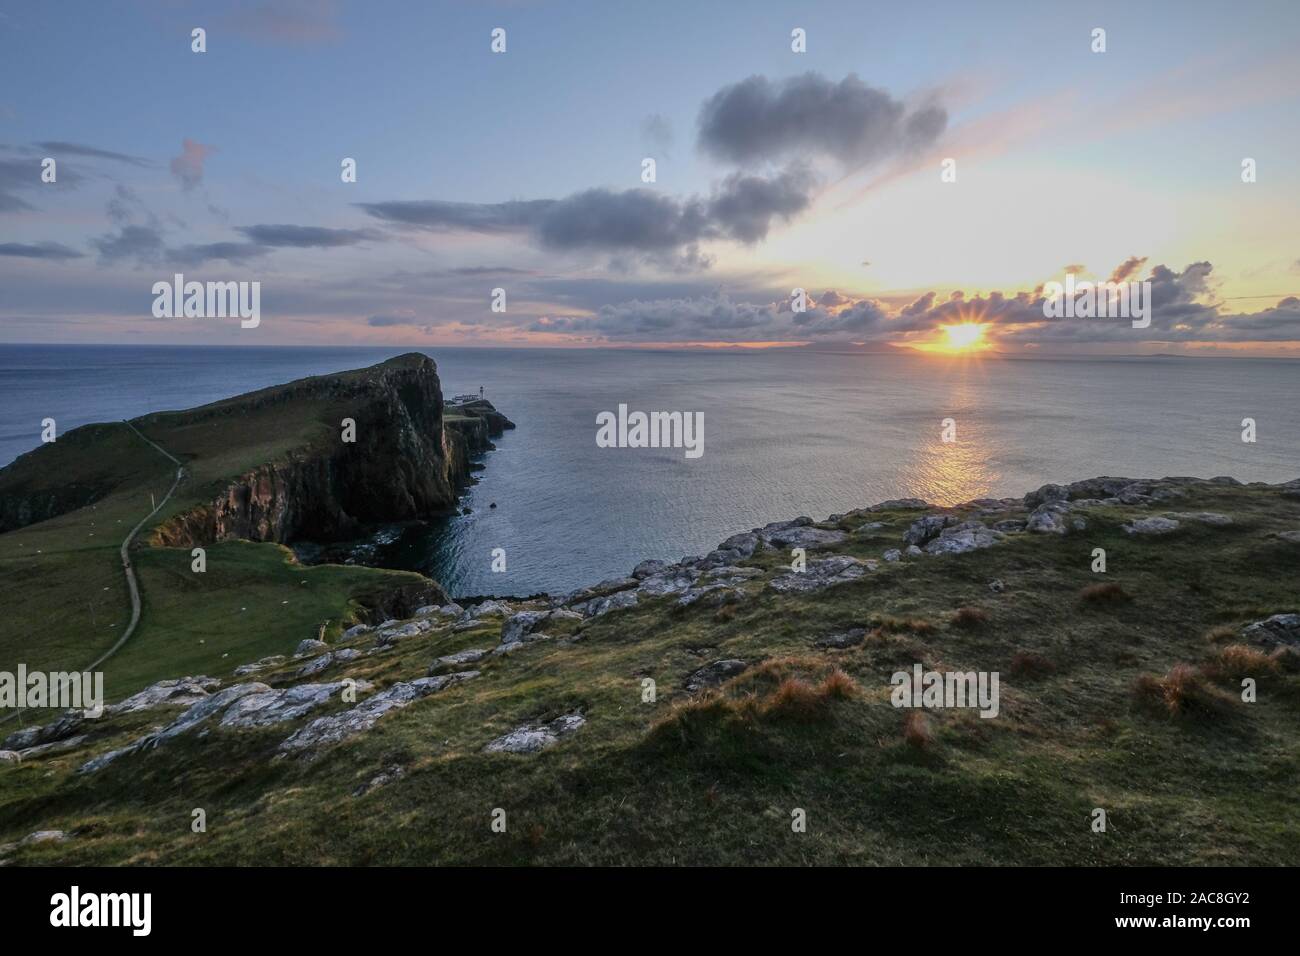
xmin=1 ymin=356 xmax=1298 ymax=865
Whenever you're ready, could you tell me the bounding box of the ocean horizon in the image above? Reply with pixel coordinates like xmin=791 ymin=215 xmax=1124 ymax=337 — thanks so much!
xmin=4 ymin=343 xmax=1298 ymax=597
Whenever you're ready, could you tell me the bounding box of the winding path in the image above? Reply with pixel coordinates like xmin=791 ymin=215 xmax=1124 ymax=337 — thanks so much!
xmin=0 ymin=422 xmax=184 ymax=728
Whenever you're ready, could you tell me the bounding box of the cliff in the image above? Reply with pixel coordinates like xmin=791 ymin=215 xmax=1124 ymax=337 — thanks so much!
xmin=150 ymin=353 xmax=513 ymax=546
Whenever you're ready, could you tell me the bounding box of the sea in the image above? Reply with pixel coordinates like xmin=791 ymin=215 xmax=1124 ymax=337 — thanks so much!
xmin=2 ymin=344 xmax=1297 ymax=598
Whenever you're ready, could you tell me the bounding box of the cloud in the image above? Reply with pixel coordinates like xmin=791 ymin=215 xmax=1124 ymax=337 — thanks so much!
xmin=697 ymin=72 xmax=946 ymax=168
xmin=170 ymin=138 xmax=216 ymax=192
xmin=90 ymin=224 xmax=164 ymax=264
xmin=167 ymin=241 xmax=268 ymax=267
xmin=359 ymin=169 xmax=814 ymax=268
xmin=0 ymin=241 xmax=84 ymax=260
xmin=1109 ymin=255 xmax=1149 ymax=283
xmin=34 ymin=141 xmax=152 ymax=167
xmin=234 ymin=224 xmax=380 ymax=247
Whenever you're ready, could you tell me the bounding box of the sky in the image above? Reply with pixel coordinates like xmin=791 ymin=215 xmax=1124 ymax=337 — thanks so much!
xmin=1 ymin=0 xmax=1298 ymax=354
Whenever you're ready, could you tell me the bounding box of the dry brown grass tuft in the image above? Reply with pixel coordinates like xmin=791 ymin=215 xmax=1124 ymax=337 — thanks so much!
xmin=820 ymin=667 xmax=858 ymax=700
xmin=765 ymin=677 xmax=827 ymax=722
xmin=902 ymin=710 xmax=933 ymax=749
xmin=1211 ymin=644 xmax=1280 ymax=679
xmin=951 ymin=606 xmax=990 ymax=629
xmin=1204 ymin=624 xmax=1239 ymax=645
xmin=875 ymin=616 xmax=936 ymax=636
xmin=1133 ymin=663 xmax=1236 ymax=717
xmin=1009 ymin=651 xmax=1057 ymax=679
xmin=1080 ymin=581 xmax=1130 ymax=604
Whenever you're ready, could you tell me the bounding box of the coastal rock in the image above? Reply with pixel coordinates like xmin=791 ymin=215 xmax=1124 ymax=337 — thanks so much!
xmin=352 ymin=765 xmax=405 ymax=797
xmin=484 ymin=711 xmax=586 ymax=754
xmin=219 ymin=680 xmax=364 ymax=729
xmin=905 ymin=545 xmax=923 ymax=557
xmin=1023 ymin=483 xmax=1070 ymax=509
xmin=716 ymin=531 xmax=761 ymax=560
xmin=234 ymin=655 xmax=285 ymax=676
xmin=2 ymin=711 xmax=86 ymax=752
xmin=500 ymin=610 xmax=550 ymax=645
xmin=1026 ymin=502 xmax=1071 ymax=534
xmin=993 ymin=519 xmax=1027 ymax=533
xmin=296 ymin=652 xmax=334 ymax=678
xmin=815 ymin=628 xmax=866 ymax=649
xmin=461 ymin=599 xmax=513 ymax=622
xmin=1241 ymin=613 xmax=1300 ymax=649
xmin=903 ymin=515 xmax=953 ymax=547
xmin=769 ymin=556 xmax=871 ymax=593
xmin=341 ymin=623 xmax=372 ymax=639
xmin=577 ymin=589 xmax=639 ymax=618
xmin=107 ymin=676 xmax=221 ymax=716
xmin=763 ymin=525 xmax=848 ymax=549
xmin=0 ymin=750 xmax=20 ymax=763
xmin=637 ymin=567 xmax=701 ymax=597
xmin=685 ymin=659 xmax=749 ymax=692
xmin=677 ymin=584 xmax=744 ymax=608
xmin=868 ymin=498 xmax=930 ymax=512
xmin=854 ymin=521 xmax=886 ymax=534
xmin=632 ymin=559 xmax=670 ymax=579
xmin=294 ymin=638 xmax=328 ymax=658
xmin=882 ymin=548 xmax=902 ymax=562
xmin=375 ymin=618 xmax=434 ymax=646
xmin=924 ymin=524 xmax=1000 ymax=555
xmin=429 ymin=648 xmax=490 ymax=673
xmin=279 ymin=672 xmax=479 ymax=757
xmin=1123 ymin=516 xmax=1181 ymax=535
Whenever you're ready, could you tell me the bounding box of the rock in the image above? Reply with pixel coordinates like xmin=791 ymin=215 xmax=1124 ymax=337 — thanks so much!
xmin=500 ymin=610 xmax=550 ymax=645
xmin=993 ymin=519 xmax=1026 ymax=533
xmin=342 ymin=623 xmax=372 ymax=639
xmin=1273 ymin=531 xmax=1300 ymax=544
xmin=219 ymin=680 xmax=364 ymax=729
xmin=1066 ymin=477 xmax=1136 ymax=500
xmin=905 ymin=545 xmax=923 ymax=557
xmin=1165 ymin=511 xmax=1233 ymax=526
xmin=106 ymin=676 xmax=221 ymax=716
xmin=677 ymin=584 xmax=744 ymax=608
xmin=79 ymin=682 xmax=272 ymax=773
xmin=296 ymin=652 xmax=334 ymax=678
xmin=715 ymin=531 xmax=760 ymax=560
xmin=815 ymin=628 xmax=866 ymax=649
xmin=637 ymin=567 xmax=702 ymax=597
xmin=882 ymin=548 xmax=902 ymax=562
xmin=429 ymin=648 xmax=490 ymax=673
xmin=903 ymin=514 xmax=953 ymax=547
xmin=1241 ymin=613 xmax=1300 ymax=649
xmin=854 ymin=521 xmax=886 ymax=534
xmin=0 ymin=750 xmax=21 ymax=764
xmin=19 ymin=735 xmax=89 ymax=760
xmin=233 ymin=655 xmax=285 ymax=676
xmin=988 ymin=579 xmax=1006 ymax=593
xmin=632 ymin=559 xmax=669 ymax=579
xmin=577 ymin=589 xmax=639 ymax=618
xmin=294 ymin=638 xmax=329 ymax=658
xmin=763 ymin=526 xmax=849 ymax=549
xmin=684 ymin=659 xmax=749 ymax=692
xmin=1026 ymin=502 xmax=1071 ymax=535
xmin=352 ymin=765 xmax=405 ymax=797
xmin=868 ymin=498 xmax=930 ymax=511
xmin=334 ymin=648 xmax=361 ymax=663
xmin=770 ymin=555 xmax=871 ymax=594
xmin=924 ymin=524 xmax=1000 ymax=555
xmin=374 ymin=618 xmax=434 ymax=646
xmin=1023 ymin=483 xmax=1070 ymax=509
xmin=413 ymin=605 xmax=440 ymax=616
xmin=280 ymin=672 xmax=479 ymax=757
xmin=1071 ymin=517 xmax=1088 ymax=531
xmin=460 ymin=599 xmax=513 ymax=621
xmin=22 ymin=830 xmax=66 ymax=845
xmin=1123 ymin=516 xmax=1181 ymax=535
xmin=484 ymin=711 xmax=586 ymax=754
xmin=2 ymin=711 xmax=86 ymax=752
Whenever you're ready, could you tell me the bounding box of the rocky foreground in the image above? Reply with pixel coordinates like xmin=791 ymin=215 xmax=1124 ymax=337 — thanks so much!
xmin=3 ymin=474 xmax=1299 ymax=865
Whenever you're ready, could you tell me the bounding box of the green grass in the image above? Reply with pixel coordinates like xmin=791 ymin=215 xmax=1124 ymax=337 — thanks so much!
xmin=2 ymin=481 xmax=1298 ymax=865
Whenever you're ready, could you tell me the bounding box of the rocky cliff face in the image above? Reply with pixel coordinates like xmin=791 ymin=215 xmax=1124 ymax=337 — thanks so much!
xmin=149 ymin=353 xmax=513 ymax=547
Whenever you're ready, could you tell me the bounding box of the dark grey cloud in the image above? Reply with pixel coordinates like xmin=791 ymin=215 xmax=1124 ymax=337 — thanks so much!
xmin=359 ymin=170 xmax=814 ymax=268
xmin=0 ymin=241 xmax=85 ymax=260
xmin=640 ymin=113 xmax=675 ymax=158
xmin=235 ymin=224 xmax=380 ymax=247
xmin=34 ymin=141 xmax=153 ymax=167
xmin=167 ymin=241 xmax=269 ymax=267
xmin=0 ymin=156 xmax=83 ymax=213
xmin=355 ymin=198 xmax=555 ymax=233
xmin=90 ymin=224 xmax=164 ymax=265
xmin=697 ymin=72 xmax=946 ymax=168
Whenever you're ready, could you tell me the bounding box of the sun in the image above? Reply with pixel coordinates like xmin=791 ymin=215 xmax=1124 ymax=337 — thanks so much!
xmin=940 ymin=322 xmax=987 ymax=352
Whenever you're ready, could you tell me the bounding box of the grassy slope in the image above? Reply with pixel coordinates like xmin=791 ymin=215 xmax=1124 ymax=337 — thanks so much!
xmin=0 ymin=391 xmax=439 ymax=714
xmin=3 ymin=482 xmax=1297 ymax=865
